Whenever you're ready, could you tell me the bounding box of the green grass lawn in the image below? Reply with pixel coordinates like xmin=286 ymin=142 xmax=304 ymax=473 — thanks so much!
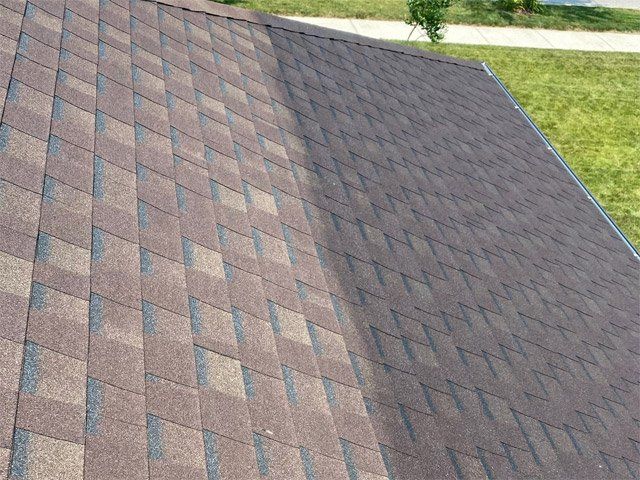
xmin=399 ymin=43 xmax=640 ymax=247
xmin=218 ymin=0 xmax=640 ymax=32
xmin=447 ymin=1 xmax=640 ymax=31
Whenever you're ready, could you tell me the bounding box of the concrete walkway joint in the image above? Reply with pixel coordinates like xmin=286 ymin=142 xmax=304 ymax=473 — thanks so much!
xmin=284 ymin=16 xmax=640 ymax=52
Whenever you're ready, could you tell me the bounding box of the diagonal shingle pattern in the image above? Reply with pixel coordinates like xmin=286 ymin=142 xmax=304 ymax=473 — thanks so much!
xmin=0 ymin=0 xmax=638 ymax=478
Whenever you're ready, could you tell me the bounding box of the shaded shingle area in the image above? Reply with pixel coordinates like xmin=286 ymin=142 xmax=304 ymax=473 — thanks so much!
xmin=0 ymin=0 xmax=638 ymax=478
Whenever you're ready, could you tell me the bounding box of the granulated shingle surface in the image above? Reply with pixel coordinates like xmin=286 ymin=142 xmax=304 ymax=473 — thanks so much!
xmin=0 ymin=0 xmax=638 ymax=478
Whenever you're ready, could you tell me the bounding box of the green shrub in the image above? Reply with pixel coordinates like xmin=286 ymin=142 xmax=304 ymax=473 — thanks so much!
xmin=496 ymin=0 xmax=543 ymax=13
xmin=521 ymin=0 xmax=543 ymax=13
xmin=406 ymin=0 xmax=453 ymax=43
xmin=495 ymin=0 xmax=519 ymax=11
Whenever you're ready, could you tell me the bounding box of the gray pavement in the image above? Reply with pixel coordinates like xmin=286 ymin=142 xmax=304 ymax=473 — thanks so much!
xmin=284 ymin=16 xmax=640 ymax=52
xmin=542 ymin=0 xmax=640 ymax=10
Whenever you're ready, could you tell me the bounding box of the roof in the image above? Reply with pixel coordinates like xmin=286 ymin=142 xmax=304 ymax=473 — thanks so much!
xmin=0 ymin=0 xmax=638 ymax=478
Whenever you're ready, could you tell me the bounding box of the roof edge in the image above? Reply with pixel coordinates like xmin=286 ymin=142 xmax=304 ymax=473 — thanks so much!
xmin=481 ymin=62 xmax=639 ymax=259
xmin=154 ymin=0 xmax=484 ymax=70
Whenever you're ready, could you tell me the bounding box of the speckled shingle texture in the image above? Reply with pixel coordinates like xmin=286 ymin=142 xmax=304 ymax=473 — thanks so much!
xmin=0 ymin=0 xmax=638 ymax=478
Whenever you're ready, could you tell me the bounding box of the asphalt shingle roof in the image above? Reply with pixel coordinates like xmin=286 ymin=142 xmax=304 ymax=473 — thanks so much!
xmin=0 ymin=0 xmax=638 ymax=478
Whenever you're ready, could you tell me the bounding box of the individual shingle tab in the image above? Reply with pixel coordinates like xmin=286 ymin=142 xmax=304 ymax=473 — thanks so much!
xmin=271 ymin=302 xmax=321 ymax=369
xmin=0 ymin=180 xmax=41 ymax=238
xmin=22 ymin=2 xmax=63 ymax=47
xmin=90 ymin=227 xmax=140 ymax=307
xmin=40 ymin=176 xmax=93 ymax=249
xmin=0 ymin=4 xmax=22 ymax=40
xmin=0 ymin=0 xmax=638 ymax=478
xmin=85 ymin=416 xmax=148 ymax=480
xmin=95 ymin=110 xmax=135 ymax=172
xmin=2 ymin=79 xmax=53 ymax=142
xmin=53 ymin=68 xmax=95 ymax=114
xmin=285 ymin=367 xmax=343 ymax=459
xmin=251 ymin=432 xmax=307 ymax=479
xmin=27 ymin=282 xmax=89 ymax=360
xmin=88 ymin=293 xmax=145 ymax=393
xmin=135 ymin=122 xmax=174 ymax=178
xmin=244 ymin=367 xmax=296 ymax=443
xmin=140 ymin=246 xmax=189 ymax=315
xmin=0 ymin=250 xmax=33 ymax=343
xmin=16 ymin=31 xmax=59 ymax=71
xmin=146 ymin=414 xmax=208 ymax=479
xmin=45 ymin=133 xmax=94 ymax=193
xmin=0 ymin=123 xmax=47 ymax=193
xmin=204 ymin=430 xmax=260 ymax=479
xmin=196 ymin=346 xmax=252 ymax=443
xmin=189 ymin=296 xmax=238 ymax=357
xmin=143 ymin=300 xmax=197 ymax=387
xmin=137 ymin=162 xmax=180 ymax=215
xmin=50 ymin=95 xmax=95 ymax=151
xmin=32 ymin=232 xmax=91 ymax=299
xmin=233 ymin=307 xmax=282 ymax=378
xmin=177 ymin=187 xmax=218 ymax=250
xmin=145 ymin=373 xmax=201 ymax=430
xmin=85 ymin=377 xmax=146 ymax=433
xmin=9 ymin=428 xmax=84 ymax=480
xmin=138 ymin=199 xmax=183 ymax=260
xmin=16 ymin=342 xmax=87 ymax=443
xmin=0 ymin=337 xmax=23 ymax=448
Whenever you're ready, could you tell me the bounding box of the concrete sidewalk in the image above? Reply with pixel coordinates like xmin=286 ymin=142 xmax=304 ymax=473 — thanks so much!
xmin=542 ymin=0 xmax=640 ymax=9
xmin=284 ymin=16 xmax=640 ymax=52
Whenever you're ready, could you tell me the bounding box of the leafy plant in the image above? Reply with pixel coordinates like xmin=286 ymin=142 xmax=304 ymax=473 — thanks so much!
xmin=406 ymin=0 xmax=453 ymax=43
xmin=495 ymin=0 xmax=519 ymax=11
xmin=521 ymin=0 xmax=543 ymax=13
xmin=496 ymin=0 xmax=543 ymax=13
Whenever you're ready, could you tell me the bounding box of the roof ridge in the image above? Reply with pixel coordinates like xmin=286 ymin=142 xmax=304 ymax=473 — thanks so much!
xmin=152 ymin=0 xmax=484 ymax=71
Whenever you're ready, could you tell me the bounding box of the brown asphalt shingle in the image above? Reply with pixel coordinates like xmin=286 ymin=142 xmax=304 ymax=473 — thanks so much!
xmin=0 ymin=0 xmax=638 ymax=478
